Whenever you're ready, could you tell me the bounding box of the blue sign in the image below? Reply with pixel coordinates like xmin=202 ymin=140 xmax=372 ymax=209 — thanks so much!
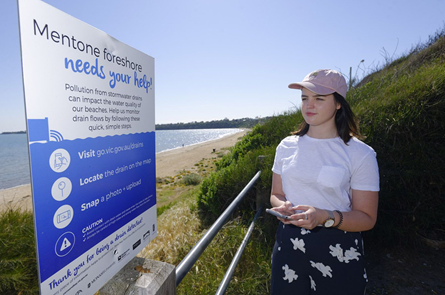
xmin=18 ymin=0 xmax=157 ymax=294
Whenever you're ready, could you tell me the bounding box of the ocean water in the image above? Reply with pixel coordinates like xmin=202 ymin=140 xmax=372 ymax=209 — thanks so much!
xmin=156 ymin=128 xmax=242 ymax=153
xmin=0 ymin=134 xmax=30 ymax=190
xmin=0 ymin=128 xmax=242 ymax=190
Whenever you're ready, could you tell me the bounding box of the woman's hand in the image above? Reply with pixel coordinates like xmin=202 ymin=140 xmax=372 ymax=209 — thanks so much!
xmin=276 ymin=205 xmax=328 ymax=230
xmin=269 ymin=201 xmax=295 ymax=222
xmin=271 ymin=200 xmax=295 ymax=217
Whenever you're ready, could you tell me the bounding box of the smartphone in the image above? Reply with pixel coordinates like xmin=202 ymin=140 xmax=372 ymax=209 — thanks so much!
xmin=266 ymin=208 xmax=291 ymax=219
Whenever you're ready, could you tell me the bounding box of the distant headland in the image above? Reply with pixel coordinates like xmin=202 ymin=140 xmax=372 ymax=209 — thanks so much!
xmin=155 ymin=116 xmax=271 ymax=130
xmin=0 ymin=116 xmax=273 ymax=134
xmin=0 ymin=131 xmax=26 ymax=135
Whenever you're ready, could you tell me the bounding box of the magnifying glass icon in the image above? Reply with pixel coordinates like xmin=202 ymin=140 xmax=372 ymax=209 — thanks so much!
xmin=58 ymin=181 xmax=66 ymax=196
xmin=51 ymin=178 xmax=72 ymax=201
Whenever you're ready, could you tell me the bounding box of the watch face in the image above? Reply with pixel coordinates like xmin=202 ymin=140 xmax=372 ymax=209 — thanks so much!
xmin=325 ymin=219 xmax=335 ymax=227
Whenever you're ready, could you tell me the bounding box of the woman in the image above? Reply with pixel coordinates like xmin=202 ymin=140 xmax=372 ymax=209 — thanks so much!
xmin=270 ymin=69 xmax=379 ymax=294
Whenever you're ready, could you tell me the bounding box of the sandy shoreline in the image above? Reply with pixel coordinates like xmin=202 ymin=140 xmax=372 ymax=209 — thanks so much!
xmin=0 ymin=129 xmax=248 ymax=212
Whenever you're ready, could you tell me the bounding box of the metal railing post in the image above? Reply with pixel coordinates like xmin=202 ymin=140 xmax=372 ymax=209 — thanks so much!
xmin=175 ymin=171 xmax=262 ymax=286
xmin=215 ymin=207 xmax=263 ymax=295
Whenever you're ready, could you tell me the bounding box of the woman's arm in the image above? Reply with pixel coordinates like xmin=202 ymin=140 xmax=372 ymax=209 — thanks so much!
xmin=334 ymin=189 xmax=379 ymax=232
xmin=270 ymin=173 xmax=294 ymax=216
xmin=290 ymin=190 xmax=379 ymax=231
xmin=270 ymin=172 xmax=379 ymax=231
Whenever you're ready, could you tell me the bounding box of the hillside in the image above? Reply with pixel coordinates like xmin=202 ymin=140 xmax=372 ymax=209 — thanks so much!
xmin=199 ymin=27 xmax=445 ymax=247
xmin=155 ymin=116 xmax=271 ymax=130
xmin=194 ymin=29 xmax=445 ymax=294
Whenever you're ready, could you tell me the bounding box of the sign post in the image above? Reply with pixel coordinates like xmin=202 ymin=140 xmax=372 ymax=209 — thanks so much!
xmin=17 ymin=0 xmax=157 ymax=294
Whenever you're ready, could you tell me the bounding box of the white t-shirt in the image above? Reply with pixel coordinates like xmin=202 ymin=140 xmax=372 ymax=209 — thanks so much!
xmin=272 ymin=135 xmax=379 ymax=212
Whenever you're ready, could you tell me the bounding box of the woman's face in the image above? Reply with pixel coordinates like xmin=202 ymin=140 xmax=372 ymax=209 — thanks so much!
xmin=301 ymin=88 xmax=340 ymax=131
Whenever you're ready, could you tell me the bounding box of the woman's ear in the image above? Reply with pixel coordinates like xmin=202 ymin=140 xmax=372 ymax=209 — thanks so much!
xmin=336 ymin=102 xmax=341 ymax=110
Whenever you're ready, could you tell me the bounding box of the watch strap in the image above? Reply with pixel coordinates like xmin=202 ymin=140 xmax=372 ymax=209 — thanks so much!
xmin=327 ymin=210 xmax=334 ymax=220
xmin=323 ymin=210 xmax=335 ymax=228
xmin=333 ymin=210 xmax=343 ymax=229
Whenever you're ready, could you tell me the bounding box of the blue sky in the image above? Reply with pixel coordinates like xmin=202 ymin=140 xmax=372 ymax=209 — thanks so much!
xmin=1 ymin=0 xmax=445 ymax=132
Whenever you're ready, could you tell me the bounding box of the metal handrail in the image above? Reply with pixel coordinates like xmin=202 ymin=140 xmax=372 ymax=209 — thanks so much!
xmin=215 ymin=206 xmax=263 ymax=295
xmin=175 ymin=170 xmax=262 ymax=286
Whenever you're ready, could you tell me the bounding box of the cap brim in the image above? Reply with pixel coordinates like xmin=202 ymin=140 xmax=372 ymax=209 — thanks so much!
xmin=288 ymin=82 xmax=335 ymax=95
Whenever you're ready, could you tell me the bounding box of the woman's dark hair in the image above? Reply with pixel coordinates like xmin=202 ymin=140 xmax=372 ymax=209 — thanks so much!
xmin=293 ymin=92 xmax=361 ymax=144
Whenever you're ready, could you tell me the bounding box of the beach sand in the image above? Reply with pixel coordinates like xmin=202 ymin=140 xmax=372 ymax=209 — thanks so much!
xmin=0 ymin=129 xmax=248 ymax=212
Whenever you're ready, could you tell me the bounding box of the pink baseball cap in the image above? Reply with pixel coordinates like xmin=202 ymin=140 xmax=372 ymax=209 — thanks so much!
xmin=288 ymin=69 xmax=347 ymax=99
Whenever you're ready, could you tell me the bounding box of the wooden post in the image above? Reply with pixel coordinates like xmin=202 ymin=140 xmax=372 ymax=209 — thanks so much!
xmin=256 ymin=156 xmax=270 ymax=210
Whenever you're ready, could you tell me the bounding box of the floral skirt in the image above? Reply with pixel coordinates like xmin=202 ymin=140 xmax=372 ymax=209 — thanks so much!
xmin=271 ymin=223 xmax=367 ymax=294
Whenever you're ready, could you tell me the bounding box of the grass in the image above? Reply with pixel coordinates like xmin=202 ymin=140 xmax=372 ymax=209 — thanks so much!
xmin=0 ymin=207 xmax=39 ymax=295
xmin=176 ymin=218 xmax=273 ymax=295
xmin=156 ymin=157 xmax=217 ymax=216
xmin=139 ymin=192 xmax=276 ymax=295
xmin=139 ymin=189 xmax=202 ymax=265
xmin=348 ymin=44 xmax=445 ymax=247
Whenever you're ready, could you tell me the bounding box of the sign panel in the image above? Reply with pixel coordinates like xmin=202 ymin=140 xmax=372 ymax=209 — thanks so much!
xmin=17 ymin=0 xmax=157 ymax=294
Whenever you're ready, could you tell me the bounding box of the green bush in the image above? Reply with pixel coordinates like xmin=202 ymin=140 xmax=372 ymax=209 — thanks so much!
xmin=351 ymin=59 xmax=445 ymax=247
xmin=197 ymin=109 xmax=301 ymax=226
xmin=182 ymin=173 xmax=202 ymax=186
xmin=216 ymin=111 xmax=302 ymax=170
xmin=197 ymin=146 xmax=275 ymax=226
xmin=0 ymin=208 xmax=39 ymax=294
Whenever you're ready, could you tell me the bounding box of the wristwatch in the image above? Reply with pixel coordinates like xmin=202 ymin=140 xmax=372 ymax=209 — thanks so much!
xmin=323 ymin=210 xmax=335 ymax=228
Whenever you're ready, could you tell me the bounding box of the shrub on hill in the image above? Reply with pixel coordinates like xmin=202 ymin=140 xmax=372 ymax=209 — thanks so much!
xmin=349 ymin=35 xmax=445 ymax=247
xmin=197 ymin=146 xmax=276 ymax=225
